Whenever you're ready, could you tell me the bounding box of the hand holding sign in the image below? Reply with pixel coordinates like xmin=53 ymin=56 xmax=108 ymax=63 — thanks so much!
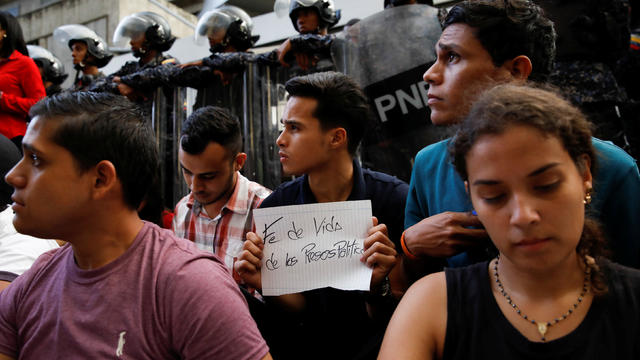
xmin=236 ymin=201 xmax=398 ymax=298
xmin=363 ymin=217 xmax=397 ymax=293
xmin=245 ymin=201 xmax=386 ymax=296
xmin=235 ymin=232 xmax=264 ymax=290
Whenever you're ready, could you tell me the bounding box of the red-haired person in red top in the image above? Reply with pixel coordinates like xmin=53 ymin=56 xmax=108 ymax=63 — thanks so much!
xmin=0 ymin=11 xmax=46 ymax=150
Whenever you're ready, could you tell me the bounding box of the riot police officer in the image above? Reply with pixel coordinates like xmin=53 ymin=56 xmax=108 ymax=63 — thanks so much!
xmin=274 ymin=0 xmax=341 ymax=70
xmin=26 ymin=45 xmax=68 ymax=96
xmin=118 ymin=5 xmax=261 ymax=94
xmin=90 ymin=11 xmax=177 ymax=101
xmin=52 ymin=24 xmax=112 ymax=91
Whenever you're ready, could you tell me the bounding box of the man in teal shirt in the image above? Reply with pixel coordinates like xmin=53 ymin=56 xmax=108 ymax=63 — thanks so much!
xmin=402 ymin=0 xmax=640 ymax=282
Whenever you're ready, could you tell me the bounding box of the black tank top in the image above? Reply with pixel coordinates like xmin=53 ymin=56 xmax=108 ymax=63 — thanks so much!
xmin=443 ymin=260 xmax=640 ymax=359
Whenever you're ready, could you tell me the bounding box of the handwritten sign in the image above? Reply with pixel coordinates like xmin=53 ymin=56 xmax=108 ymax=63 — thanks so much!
xmin=253 ymin=200 xmax=373 ymax=296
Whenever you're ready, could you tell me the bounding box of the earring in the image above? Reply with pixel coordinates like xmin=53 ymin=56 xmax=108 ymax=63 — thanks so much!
xmin=2 ymin=34 xmax=6 ymax=38
xmin=583 ymin=188 xmax=592 ymax=205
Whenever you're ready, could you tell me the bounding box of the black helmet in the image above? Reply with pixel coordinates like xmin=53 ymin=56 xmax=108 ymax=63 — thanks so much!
xmin=113 ymin=12 xmax=176 ymax=53
xmin=53 ymin=24 xmax=113 ymax=68
xmin=196 ymin=5 xmax=259 ymax=52
xmin=283 ymin=0 xmax=341 ymax=32
xmin=27 ymin=45 xmax=68 ymax=85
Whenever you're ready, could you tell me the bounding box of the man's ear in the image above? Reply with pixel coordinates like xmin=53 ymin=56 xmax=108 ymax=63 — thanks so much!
xmin=234 ymin=152 xmax=247 ymax=171
xmin=506 ymin=55 xmax=532 ymax=81
xmin=328 ymin=127 xmax=348 ymax=150
xmin=92 ymin=160 xmax=118 ymax=200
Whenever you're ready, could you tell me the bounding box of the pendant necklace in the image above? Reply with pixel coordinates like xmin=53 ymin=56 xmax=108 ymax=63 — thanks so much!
xmin=492 ymin=255 xmax=590 ymax=342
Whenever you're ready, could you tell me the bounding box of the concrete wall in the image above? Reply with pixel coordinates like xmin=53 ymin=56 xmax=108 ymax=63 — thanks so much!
xmin=17 ymin=0 xmax=197 ymax=48
xmin=19 ymin=0 xmax=116 ymax=48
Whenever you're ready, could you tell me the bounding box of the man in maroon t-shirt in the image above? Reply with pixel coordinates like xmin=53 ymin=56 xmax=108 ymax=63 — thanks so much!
xmin=0 ymin=92 xmax=271 ymax=360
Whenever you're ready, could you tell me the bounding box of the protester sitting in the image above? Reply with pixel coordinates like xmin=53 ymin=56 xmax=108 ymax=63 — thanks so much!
xmin=0 ymin=92 xmax=270 ymax=359
xmin=0 ymin=11 xmax=46 ymax=150
xmin=173 ymin=106 xmax=271 ymax=274
xmin=235 ymin=71 xmax=407 ymax=360
xmin=380 ymin=84 xmax=640 ymax=359
xmin=402 ymin=0 xmax=640 ymax=284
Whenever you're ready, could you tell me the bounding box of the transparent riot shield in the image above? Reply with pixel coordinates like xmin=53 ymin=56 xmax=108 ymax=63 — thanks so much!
xmin=332 ymin=5 xmax=445 ymax=182
xmin=149 ymin=87 xmax=191 ymax=211
xmin=242 ymin=63 xmax=290 ymax=191
xmin=161 ymin=52 xmax=336 ymax=195
xmin=170 ymin=87 xmax=195 ymax=204
xmin=165 ymin=67 xmax=286 ymax=192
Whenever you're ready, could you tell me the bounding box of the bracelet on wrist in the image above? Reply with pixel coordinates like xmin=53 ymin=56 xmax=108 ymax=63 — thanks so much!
xmin=401 ymin=230 xmax=419 ymax=260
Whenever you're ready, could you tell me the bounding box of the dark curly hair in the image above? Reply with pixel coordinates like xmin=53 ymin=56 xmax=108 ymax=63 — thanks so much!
xmin=450 ymin=84 xmax=609 ymax=294
xmin=443 ymin=0 xmax=556 ymax=82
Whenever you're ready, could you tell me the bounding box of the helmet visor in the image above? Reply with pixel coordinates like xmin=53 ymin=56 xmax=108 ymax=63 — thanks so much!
xmin=274 ymin=0 xmax=291 ymax=18
xmin=27 ymin=45 xmax=56 ymax=63
xmin=219 ymin=5 xmax=253 ymax=29
xmin=195 ymin=10 xmax=234 ymax=45
xmin=53 ymin=24 xmax=102 ymax=49
xmin=113 ymin=13 xmax=153 ymax=47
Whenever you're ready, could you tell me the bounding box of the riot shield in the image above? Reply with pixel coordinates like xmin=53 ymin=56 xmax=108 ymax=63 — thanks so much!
xmin=161 ymin=52 xmax=336 ymax=196
xmin=332 ymin=5 xmax=445 ymax=182
xmin=162 ymin=66 xmax=287 ymax=193
xmin=242 ymin=63 xmax=290 ymax=191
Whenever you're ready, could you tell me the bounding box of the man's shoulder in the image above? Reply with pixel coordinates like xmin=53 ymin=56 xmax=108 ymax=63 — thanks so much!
xmin=260 ymin=177 xmax=305 ymax=208
xmin=411 ymin=139 xmax=458 ymax=186
xmin=172 ymin=193 xmax=194 ymax=223
xmin=141 ymin=222 xmax=229 ymax=274
xmin=592 ymin=137 xmax=638 ymax=171
xmin=243 ymin=176 xmax=272 ymax=200
xmin=361 ymin=167 xmax=408 ymax=193
xmin=415 ymin=139 xmax=451 ymax=164
xmin=0 ymin=245 xmax=67 ymax=298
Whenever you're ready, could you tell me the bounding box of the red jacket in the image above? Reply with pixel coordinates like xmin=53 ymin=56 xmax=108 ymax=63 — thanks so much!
xmin=0 ymin=50 xmax=46 ymax=139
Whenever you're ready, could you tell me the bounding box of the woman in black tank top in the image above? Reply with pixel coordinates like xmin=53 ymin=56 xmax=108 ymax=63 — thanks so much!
xmin=379 ymin=85 xmax=640 ymax=359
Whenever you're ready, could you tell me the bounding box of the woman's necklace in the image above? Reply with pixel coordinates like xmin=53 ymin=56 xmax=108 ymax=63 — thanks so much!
xmin=492 ymin=255 xmax=591 ymax=342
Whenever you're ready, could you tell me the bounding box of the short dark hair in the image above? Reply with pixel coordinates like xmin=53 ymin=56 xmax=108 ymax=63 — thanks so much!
xmin=29 ymin=92 xmax=158 ymax=210
xmin=443 ymin=0 xmax=556 ymax=82
xmin=180 ymin=106 xmax=242 ymax=157
xmin=285 ymin=71 xmax=370 ymax=155
xmin=0 ymin=11 xmax=28 ymax=58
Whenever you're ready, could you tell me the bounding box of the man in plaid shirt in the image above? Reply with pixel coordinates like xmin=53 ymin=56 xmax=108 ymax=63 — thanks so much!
xmin=172 ymin=106 xmax=271 ymax=276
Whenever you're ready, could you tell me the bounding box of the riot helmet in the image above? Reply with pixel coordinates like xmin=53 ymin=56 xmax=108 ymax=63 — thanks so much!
xmin=113 ymin=12 xmax=176 ymax=56
xmin=195 ymin=5 xmax=259 ymax=53
xmin=27 ymin=45 xmax=68 ymax=85
xmin=53 ymin=24 xmax=113 ymax=69
xmin=275 ymin=0 xmax=341 ymax=32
